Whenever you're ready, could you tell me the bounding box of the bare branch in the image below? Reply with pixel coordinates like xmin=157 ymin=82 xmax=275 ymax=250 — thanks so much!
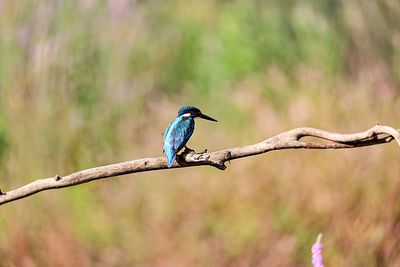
xmin=0 ymin=124 xmax=398 ymax=206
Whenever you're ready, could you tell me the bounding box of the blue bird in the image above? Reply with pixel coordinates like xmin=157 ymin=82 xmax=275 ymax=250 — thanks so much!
xmin=163 ymin=106 xmax=218 ymax=167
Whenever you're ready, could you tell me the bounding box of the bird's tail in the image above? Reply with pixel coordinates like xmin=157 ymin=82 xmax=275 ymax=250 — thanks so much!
xmin=167 ymin=155 xmax=176 ymax=168
xmin=164 ymin=146 xmax=176 ymax=168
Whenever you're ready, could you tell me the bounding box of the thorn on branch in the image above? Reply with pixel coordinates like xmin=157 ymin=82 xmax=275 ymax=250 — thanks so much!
xmin=211 ymin=161 xmax=226 ymax=170
xmin=385 ymin=136 xmax=394 ymax=142
xmin=55 ymin=174 xmax=62 ymax=181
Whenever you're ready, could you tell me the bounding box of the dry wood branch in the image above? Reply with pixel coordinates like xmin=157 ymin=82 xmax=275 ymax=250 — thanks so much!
xmin=0 ymin=124 xmax=399 ymax=206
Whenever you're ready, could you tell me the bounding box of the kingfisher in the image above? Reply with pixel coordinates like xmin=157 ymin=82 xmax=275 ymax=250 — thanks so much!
xmin=163 ymin=106 xmax=218 ymax=167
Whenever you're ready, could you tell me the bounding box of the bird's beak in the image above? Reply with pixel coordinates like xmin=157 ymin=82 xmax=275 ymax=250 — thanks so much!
xmin=199 ymin=113 xmax=218 ymax=122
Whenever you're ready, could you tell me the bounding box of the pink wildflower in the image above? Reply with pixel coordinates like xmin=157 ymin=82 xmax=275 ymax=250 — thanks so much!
xmin=312 ymin=233 xmax=324 ymax=267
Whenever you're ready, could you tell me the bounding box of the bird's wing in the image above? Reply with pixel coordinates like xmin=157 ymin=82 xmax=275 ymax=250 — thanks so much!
xmin=163 ymin=120 xmax=178 ymax=167
xmin=173 ymin=118 xmax=195 ymax=152
xmin=163 ymin=123 xmax=172 ymax=152
xmin=163 ymin=121 xmax=176 ymax=153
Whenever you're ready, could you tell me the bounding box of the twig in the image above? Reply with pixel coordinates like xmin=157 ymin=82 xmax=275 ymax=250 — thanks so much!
xmin=0 ymin=124 xmax=398 ymax=206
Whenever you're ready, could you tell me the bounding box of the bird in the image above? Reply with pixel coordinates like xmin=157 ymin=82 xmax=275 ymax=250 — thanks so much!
xmin=163 ymin=106 xmax=218 ymax=167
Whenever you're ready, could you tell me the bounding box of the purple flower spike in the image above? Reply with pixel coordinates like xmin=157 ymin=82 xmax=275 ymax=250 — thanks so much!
xmin=311 ymin=233 xmax=324 ymax=267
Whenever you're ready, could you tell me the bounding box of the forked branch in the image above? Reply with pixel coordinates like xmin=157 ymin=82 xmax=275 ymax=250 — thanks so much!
xmin=0 ymin=124 xmax=399 ymax=206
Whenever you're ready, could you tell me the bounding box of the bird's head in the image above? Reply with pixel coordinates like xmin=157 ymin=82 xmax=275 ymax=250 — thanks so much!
xmin=177 ymin=106 xmax=218 ymax=122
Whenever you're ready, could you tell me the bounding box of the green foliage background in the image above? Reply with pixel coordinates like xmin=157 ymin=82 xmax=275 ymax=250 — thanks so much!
xmin=0 ymin=0 xmax=400 ymax=266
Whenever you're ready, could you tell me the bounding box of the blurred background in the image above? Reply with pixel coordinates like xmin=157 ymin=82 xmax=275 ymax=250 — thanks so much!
xmin=0 ymin=0 xmax=399 ymax=266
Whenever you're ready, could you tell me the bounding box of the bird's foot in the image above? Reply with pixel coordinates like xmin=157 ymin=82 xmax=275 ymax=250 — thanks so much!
xmin=183 ymin=146 xmax=207 ymax=154
xmin=183 ymin=146 xmax=195 ymax=153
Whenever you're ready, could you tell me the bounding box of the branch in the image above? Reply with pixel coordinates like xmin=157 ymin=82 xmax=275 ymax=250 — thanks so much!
xmin=1 ymin=124 xmax=399 ymax=206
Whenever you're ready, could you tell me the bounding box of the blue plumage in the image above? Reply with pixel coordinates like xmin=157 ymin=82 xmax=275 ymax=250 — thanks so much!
xmin=163 ymin=106 xmax=217 ymax=167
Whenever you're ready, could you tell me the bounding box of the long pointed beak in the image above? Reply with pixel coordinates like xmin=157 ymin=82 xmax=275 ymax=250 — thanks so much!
xmin=199 ymin=113 xmax=218 ymax=122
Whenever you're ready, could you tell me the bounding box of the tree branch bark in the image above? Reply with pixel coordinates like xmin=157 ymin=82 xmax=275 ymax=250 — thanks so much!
xmin=1 ymin=124 xmax=399 ymax=206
